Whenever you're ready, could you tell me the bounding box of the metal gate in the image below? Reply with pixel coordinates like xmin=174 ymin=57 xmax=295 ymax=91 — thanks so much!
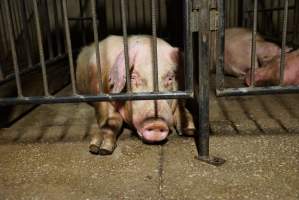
xmin=0 ymin=0 xmax=225 ymax=165
xmin=215 ymin=0 xmax=299 ymax=96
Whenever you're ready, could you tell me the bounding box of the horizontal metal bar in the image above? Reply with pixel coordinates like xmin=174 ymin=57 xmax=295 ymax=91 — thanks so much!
xmin=216 ymin=86 xmax=299 ymax=97
xmin=68 ymin=17 xmax=93 ymax=21
xmin=245 ymin=6 xmax=295 ymax=13
xmin=0 ymin=91 xmax=193 ymax=105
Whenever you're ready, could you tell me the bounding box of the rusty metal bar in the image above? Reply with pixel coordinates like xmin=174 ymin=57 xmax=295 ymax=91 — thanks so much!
xmin=151 ymin=0 xmax=159 ymax=92
xmin=216 ymin=0 xmax=225 ymax=91
xmin=33 ymin=0 xmax=50 ymax=96
xmin=62 ymin=0 xmax=77 ymax=95
xmin=91 ymin=0 xmax=103 ymax=94
xmin=120 ymin=0 xmax=131 ymax=92
xmin=0 ymin=91 xmax=193 ymax=106
xmin=279 ymin=0 xmax=289 ymax=85
xmin=4 ymin=0 xmax=23 ymax=97
xmin=250 ymin=0 xmax=258 ymax=87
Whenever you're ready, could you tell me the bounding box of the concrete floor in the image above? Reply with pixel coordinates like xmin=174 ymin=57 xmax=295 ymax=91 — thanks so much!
xmin=1 ymin=80 xmax=299 ymax=200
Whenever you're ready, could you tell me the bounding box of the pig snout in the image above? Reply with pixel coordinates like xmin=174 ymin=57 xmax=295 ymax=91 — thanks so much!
xmin=138 ymin=119 xmax=169 ymax=142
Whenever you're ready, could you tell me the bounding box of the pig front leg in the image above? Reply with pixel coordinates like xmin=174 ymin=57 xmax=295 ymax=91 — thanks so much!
xmin=173 ymin=102 xmax=195 ymax=136
xmin=89 ymin=102 xmax=123 ymax=155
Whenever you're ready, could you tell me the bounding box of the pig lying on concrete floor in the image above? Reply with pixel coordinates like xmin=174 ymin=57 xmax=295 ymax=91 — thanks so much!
xmin=76 ymin=35 xmax=195 ymax=155
xmin=245 ymin=49 xmax=299 ymax=86
xmin=224 ymin=27 xmax=291 ymax=78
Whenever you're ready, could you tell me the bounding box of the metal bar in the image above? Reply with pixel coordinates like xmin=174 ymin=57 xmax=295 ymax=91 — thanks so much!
xmin=79 ymin=0 xmax=87 ymax=45
xmin=216 ymin=0 xmax=225 ymax=91
xmin=53 ymin=0 xmax=62 ymax=55
xmin=151 ymin=0 xmax=159 ymax=92
xmin=197 ymin=30 xmax=210 ymax=158
xmin=246 ymin=6 xmax=295 ymax=13
xmin=120 ymin=0 xmax=131 ymax=92
xmin=294 ymin=0 xmax=299 ymax=45
xmin=91 ymin=0 xmax=103 ymax=94
xmin=33 ymin=0 xmax=50 ymax=96
xmin=279 ymin=0 xmax=289 ymax=85
xmin=184 ymin=0 xmax=193 ymax=92
xmin=0 ymin=91 xmax=193 ymax=106
xmin=62 ymin=0 xmax=77 ymax=95
xmin=250 ymin=0 xmax=258 ymax=87
xmin=216 ymin=86 xmax=299 ymax=97
xmin=21 ymin=0 xmax=33 ymax=67
xmin=44 ymin=0 xmax=54 ymax=58
xmin=4 ymin=0 xmax=23 ymax=97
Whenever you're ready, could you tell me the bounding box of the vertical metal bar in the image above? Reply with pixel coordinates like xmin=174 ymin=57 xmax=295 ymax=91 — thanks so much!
xmin=198 ymin=32 xmax=210 ymax=158
xmin=120 ymin=0 xmax=131 ymax=92
xmin=151 ymin=0 xmax=159 ymax=92
xmin=196 ymin=0 xmax=224 ymax=166
xmin=294 ymin=0 xmax=299 ymax=45
xmin=0 ymin=3 xmax=8 ymax=58
xmin=250 ymin=0 xmax=258 ymax=87
xmin=44 ymin=0 xmax=54 ymax=58
xmin=21 ymin=0 xmax=33 ymax=67
xmin=184 ymin=0 xmax=193 ymax=92
xmin=91 ymin=0 xmax=103 ymax=94
xmin=4 ymin=0 xmax=23 ymax=97
xmin=62 ymin=0 xmax=77 ymax=95
xmin=279 ymin=0 xmax=288 ymax=85
xmin=53 ymin=0 xmax=62 ymax=55
xmin=216 ymin=0 xmax=225 ymax=91
xmin=79 ymin=0 xmax=87 ymax=45
xmin=33 ymin=0 xmax=50 ymax=96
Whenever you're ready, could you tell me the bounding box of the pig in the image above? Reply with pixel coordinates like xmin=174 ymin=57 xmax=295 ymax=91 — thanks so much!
xmin=245 ymin=49 xmax=299 ymax=86
xmin=76 ymin=35 xmax=195 ymax=155
xmin=224 ymin=27 xmax=291 ymax=77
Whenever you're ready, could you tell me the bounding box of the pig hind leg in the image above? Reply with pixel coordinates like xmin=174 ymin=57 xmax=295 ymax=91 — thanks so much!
xmin=90 ymin=102 xmax=123 ymax=155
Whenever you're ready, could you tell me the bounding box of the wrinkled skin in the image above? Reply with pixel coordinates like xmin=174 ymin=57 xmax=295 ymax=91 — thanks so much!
xmin=76 ymin=35 xmax=195 ymax=155
xmin=224 ymin=27 xmax=291 ymax=78
xmin=245 ymin=50 xmax=299 ymax=86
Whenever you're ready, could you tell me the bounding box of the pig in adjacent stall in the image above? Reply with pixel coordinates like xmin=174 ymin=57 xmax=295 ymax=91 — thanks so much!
xmin=224 ymin=27 xmax=291 ymax=77
xmin=76 ymin=35 xmax=195 ymax=155
xmin=245 ymin=49 xmax=299 ymax=86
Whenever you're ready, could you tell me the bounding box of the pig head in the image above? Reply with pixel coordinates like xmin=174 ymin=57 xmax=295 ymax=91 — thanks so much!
xmin=76 ymin=35 xmax=194 ymax=154
xmin=245 ymin=49 xmax=299 ymax=86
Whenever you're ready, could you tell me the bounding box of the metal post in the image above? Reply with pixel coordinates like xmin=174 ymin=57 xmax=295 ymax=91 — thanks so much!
xmin=196 ymin=0 xmax=225 ymax=166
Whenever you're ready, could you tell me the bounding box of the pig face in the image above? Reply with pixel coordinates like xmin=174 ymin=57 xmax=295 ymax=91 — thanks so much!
xmin=109 ymin=37 xmax=181 ymax=142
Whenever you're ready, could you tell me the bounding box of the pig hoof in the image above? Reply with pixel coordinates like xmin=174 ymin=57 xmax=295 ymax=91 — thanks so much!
xmin=89 ymin=144 xmax=101 ymax=155
xmin=99 ymin=139 xmax=116 ymax=155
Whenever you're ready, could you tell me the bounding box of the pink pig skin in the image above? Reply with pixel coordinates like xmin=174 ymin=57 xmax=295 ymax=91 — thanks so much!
xmin=76 ymin=35 xmax=195 ymax=155
xmin=245 ymin=49 xmax=299 ymax=86
xmin=224 ymin=28 xmax=291 ymax=78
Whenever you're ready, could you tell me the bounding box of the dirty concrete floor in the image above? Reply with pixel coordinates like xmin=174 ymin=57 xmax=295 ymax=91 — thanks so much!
xmin=1 ymin=79 xmax=299 ymax=200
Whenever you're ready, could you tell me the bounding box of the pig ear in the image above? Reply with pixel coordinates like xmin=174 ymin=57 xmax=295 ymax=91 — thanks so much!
xmin=109 ymin=43 xmax=140 ymax=93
